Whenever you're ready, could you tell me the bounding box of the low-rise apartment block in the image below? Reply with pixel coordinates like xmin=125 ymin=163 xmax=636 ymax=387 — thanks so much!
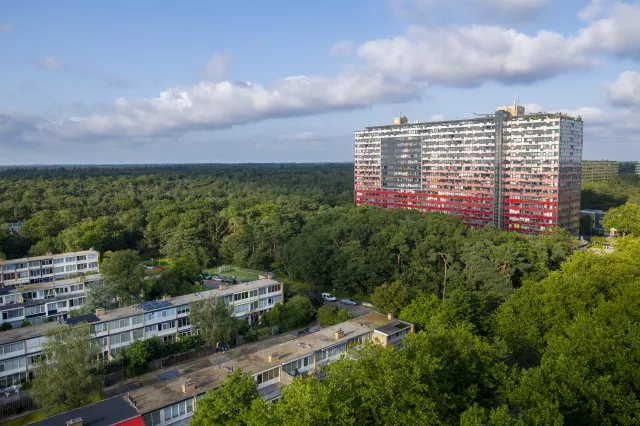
xmin=0 ymin=250 xmax=99 ymax=287
xmin=0 ymin=279 xmax=284 ymax=388
xmin=581 ymin=160 xmax=619 ymax=183
xmin=0 ymin=274 xmax=101 ymax=327
xmin=32 ymin=312 xmax=413 ymax=426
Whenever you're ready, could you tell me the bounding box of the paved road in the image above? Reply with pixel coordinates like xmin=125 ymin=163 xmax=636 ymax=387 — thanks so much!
xmin=325 ymin=301 xmax=372 ymax=317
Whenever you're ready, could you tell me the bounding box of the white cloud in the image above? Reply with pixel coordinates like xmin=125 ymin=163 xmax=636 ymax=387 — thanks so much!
xmin=429 ymin=114 xmax=446 ymax=121
xmin=574 ymin=1 xmax=640 ymax=59
xmin=205 ymin=53 xmax=232 ymax=81
xmin=331 ymin=41 xmax=356 ymax=57
xmin=390 ymin=0 xmax=550 ymax=19
xmin=356 ymin=25 xmax=593 ymax=87
xmin=603 ymin=70 xmax=640 ymax=107
xmin=24 ymin=1 xmax=640 ymax=147
xmin=579 ymin=0 xmax=613 ymax=21
xmin=31 ymin=56 xmax=64 ymax=71
xmin=35 ymin=70 xmax=423 ymax=140
xmin=0 ymin=23 xmax=12 ymax=32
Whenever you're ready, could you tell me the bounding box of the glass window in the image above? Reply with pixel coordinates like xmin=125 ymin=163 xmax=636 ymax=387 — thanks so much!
xmin=186 ymin=399 xmax=193 ymax=413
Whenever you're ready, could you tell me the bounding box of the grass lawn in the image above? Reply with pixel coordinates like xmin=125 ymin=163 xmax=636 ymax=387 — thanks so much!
xmin=141 ymin=257 xmax=173 ymax=268
xmin=203 ymin=268 xmax=260 ymax=281
xmin=3 ymin=412 xmax=46 ymax=426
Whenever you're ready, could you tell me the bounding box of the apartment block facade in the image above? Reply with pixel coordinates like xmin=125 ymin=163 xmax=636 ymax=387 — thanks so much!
xmin=0 ymin=275 xmax=100 ymax=328
xmin=354 ymin=108 xmax=583 ymax=234
xmin=0 ymin=250 xmax=99 ymax=287
xmin=581 ymin=160 xmax=619 ymax=183
xmin=0 ymin=279 xmax=283 ymax=388
xmin=32 ymin=313 xmax=413 ymax=426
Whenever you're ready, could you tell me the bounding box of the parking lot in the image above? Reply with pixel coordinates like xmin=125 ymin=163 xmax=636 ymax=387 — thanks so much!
xmin=324 ymin=300 xmax=373 ymax=318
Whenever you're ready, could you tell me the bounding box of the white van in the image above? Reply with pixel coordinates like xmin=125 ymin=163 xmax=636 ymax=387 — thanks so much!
xmin=321 ymin=292 xmax=337 ymax=302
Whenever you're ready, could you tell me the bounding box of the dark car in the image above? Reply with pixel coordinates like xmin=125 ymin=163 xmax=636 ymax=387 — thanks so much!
xmin=341 ymin=298 xmax=357 ymax=306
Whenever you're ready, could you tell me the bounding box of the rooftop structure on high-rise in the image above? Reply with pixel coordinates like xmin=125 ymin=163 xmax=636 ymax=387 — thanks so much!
xmin=354 ymin=104 xmax=583 ymax=234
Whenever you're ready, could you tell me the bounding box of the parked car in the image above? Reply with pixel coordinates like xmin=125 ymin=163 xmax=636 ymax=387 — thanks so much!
xmin=321 ymin=292 xmax=337 ymax=302
xmin=362 ymin=301 xmax=373 ymax=309
xmin=341 ymin=298 xmax=357 ymax=306
xmin=140 ymin=264 xmax=153 ymax=270
xmin=212 ymin=275 xmax=223 ymax=281
xmin=153 ymin=266 xmax=165 ymax=271
xmin=200 ymin=272 xmax=212 ymax=280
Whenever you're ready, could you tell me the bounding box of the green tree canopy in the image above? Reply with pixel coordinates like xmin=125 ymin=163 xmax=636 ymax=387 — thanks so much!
xmin=190 ymin=297 xmax=238 ymax=346
xmin=190 ymin=369 xmax=259 ymax=426
xmin=281 ymin=295 xmax=316 ymax=329
xmin=31 ymin=323 xmax=101 ymax=415
xmin=371 ymin=280 xmax=410 ymax=316
xmin=602 ymin=202 xmax=640 ymax=235
xmin=100 ymin=249 xmax=145 ymax=306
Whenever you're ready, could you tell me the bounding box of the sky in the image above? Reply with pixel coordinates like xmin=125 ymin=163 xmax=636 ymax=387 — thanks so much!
xmin=1 ymin=0 xmax=640 ymax=164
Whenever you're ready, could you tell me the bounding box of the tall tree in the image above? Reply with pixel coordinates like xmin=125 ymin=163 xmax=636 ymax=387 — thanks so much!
xmin=31 ymin=323 xmax=101 ymax=415
xmin=100 ymin=249 xmax=145 ymax=306
xmin=190 ymin=297 xmax=238 ymax=346
xmin=602 ymin=202 xmax=640 ymax=235
xmin=190 ymin=369 xmax=259 ymax=426
xmin=371 ymin=280 xmax=410 ymax=316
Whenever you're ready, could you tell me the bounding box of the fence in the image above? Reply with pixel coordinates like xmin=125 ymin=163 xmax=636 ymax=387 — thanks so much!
xmin=0 ymin=395 xmax=38 ymax=418
xmin=147 ymin=346 xmax=216 ymax=371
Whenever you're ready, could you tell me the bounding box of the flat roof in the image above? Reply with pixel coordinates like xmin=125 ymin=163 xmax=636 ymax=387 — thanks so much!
xmin=65 ymin=313 xmax=100 ymax=326
xmin=374 ymin=320 xmax=413 ymax=336
xmin=0 ymin=279 xmax=280 ymax=344
xmin=127 ymin=312 xmax=399 ymax=414
xmin=30 ymin=394 xmax=141 ymax=426
xmin=0 ymin=250 xmax=99 ymax=266
xmin=0 ymin=321 xmax=60 ymax=344
xmin=97 ymin=279 xmax=279 ymax=322
xmin=7 ymin=274 xmax=102 ymax=293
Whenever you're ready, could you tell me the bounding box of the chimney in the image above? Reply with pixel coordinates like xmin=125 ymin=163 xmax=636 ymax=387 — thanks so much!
xmin=66 ymin=418 xmax=82 ymax=426
xmin=182 ymin=379 xmax=195 ymax=393
xmin=268 ymin=352 xmax=280 ymax=362
xmin=162 ymin=295 xmax=171 ymax=301
xmin=334 ymin=329 xmax=345 ymax=340
xmin=387 ymin=313 xmax=394 ymax=321
xmin=95 ymin=308 xmax=105 ymax=317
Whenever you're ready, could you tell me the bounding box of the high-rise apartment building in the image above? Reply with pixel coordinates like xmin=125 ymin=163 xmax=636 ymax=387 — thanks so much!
xmin=581 ymin=160 xmax=619 ymax=183
xmin=354 ymin=107 xmax=583 ymax=234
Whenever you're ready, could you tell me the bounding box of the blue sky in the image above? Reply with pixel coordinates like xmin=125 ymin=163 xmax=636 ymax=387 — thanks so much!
xmin=1 ymin=0 xmax=640 ymax=164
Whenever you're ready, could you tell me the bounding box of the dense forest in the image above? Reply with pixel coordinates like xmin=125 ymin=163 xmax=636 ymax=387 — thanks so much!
xmin=0 ymin=164 xmax=575 ymax=299
xmin=2 ymin=164 xmax=640 ymax=424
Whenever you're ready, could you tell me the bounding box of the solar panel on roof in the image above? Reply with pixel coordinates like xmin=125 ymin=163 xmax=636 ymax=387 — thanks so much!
xmin=139 ymin=300 xmax=173 ymax=311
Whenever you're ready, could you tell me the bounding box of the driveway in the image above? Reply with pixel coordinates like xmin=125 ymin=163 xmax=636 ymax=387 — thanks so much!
xmin=325 ymin=301 xmax=372 ymax=318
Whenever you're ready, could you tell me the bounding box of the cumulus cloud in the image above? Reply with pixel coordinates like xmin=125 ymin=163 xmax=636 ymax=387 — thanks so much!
xmin=603 ymin=70 xmax=640 ymax=107
xmin=574 ymin=1 xmax=640 ymax=59
xmin=356 ymin=25 xmax=593 ymax=87
xmin=579 ymin=0 xmax=614 ymax=21
xmin=0 ymin=23 xmax=12 ymax=32
xmin=35 ymin=70 xmax=423 ymax=140
xmin=331 ymin=41 xmax=356 ymax=57
xmin=205 ymin=53 xmax=232 ymax=81
xmin=24 ymin=1 xmax=640 ymax=145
